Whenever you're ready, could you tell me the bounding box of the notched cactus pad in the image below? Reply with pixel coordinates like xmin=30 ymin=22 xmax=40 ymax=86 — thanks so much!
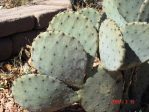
xmin=12 ymin=74 xmax=79 ymax=112
xmin=103 ymin=0 xmax=127 ymax=28
xmin=78 ymin=7 xmax=102 ymax=29
xmin=122 ymin=22 xmax=149 ymax=63
xmin=99 ymin=19 xmax=125 ymax=71
xmin=49 ymin=11 xmax=98 ymax=56
xmin=79 ymin=66 xmax=123 ymax=112
xmin=31 ymin=31 xmax=87 ymax=88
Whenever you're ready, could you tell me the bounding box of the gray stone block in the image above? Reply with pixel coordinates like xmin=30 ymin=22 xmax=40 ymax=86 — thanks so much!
xmin=0 ymin=15 xmax=35 ymax=38
xmin=0 ymin=1 xmax=70 ymax=37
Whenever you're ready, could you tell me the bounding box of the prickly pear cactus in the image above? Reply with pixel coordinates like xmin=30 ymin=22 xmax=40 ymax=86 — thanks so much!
xmin=12 ymin=74 xmax=79 ymax=112
xmin=78 ymin=7 xmax=103 ymax=29
xmin=99 ymin=19 xmax=125 ymax=71
xmin=78 ymin=66 xmax=123 ymax=112
xmin=49 ymin=11 xmax=98 ymax=57
xmin=31 ymin=31 xmax=87 ymax=88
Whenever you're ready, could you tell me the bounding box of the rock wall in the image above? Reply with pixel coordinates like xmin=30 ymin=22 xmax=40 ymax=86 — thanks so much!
xmin=0 ymin=0 xmax=71 ymax=61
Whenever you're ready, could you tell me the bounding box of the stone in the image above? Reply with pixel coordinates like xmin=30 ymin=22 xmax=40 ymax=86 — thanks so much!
xmin=0 ymin=15 xmax=35 ymax=38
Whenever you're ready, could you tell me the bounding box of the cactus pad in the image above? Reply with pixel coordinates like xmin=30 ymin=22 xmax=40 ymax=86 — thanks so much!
xmin=49 ymin=11 xmax=98 ymax=56
xmin=99 ymin=19 xmax=125 ymax=71
xmin=116 ymin=0 xmax=144 ymax=22
xmin=31 ymin=31 xmax=87 ymax=88
xmin=103 ymin=0 xmax=127 ymax=28
xmin=78 ymin=8 xmax=102 ymax=29
xmin=79 ymin=66 xmax=123 ymax=112
xmin=12 ymin=74 xmax=79 ymax=112
xmin=122 ymin=22 xmax=149 ymax=63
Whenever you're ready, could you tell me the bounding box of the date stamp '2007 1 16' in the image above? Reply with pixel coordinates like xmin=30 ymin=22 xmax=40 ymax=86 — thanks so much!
xmin=112 ymin=99 xmax=136 ymax=105
xmin=111 ymin=99 xmax=142 ymax=112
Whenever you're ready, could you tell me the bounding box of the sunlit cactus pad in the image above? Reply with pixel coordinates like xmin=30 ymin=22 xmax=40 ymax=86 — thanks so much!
xmin=78 ymin=7 xmax=102 ymax=29
xmin=99 ymin=19 xmax=125 ymax=71
xmin=116 ymin=0 xmax=144 ymax=22
xmin=49 ymin=11 xmax=98 ymax=56
xmin=12 ymin=74 xmax=79 ymax=112
xmin=103 ymin=0 xmax=127 ymax=28
xmin=31 ymin=31 xmax=87 ymax=88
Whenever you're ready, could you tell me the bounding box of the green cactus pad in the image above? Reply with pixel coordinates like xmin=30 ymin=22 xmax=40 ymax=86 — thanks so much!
xmin=116 ymin=0 xmax=144 ymax=22
xmin=103 ymin=0 xmax=127 ymax=28
xmin=138 ymin=0 xmax=149 ymax=22
xmin=31 ymin=31 xmax=87 ymax=88
xmin=79 ymin=66 xmax=123 ymax=112
xmin=78 ymin=8 xmax=102 ymax=29
xmin=49 ymin=11 xmax=98 ymax=57
xmin=99 ymin=19 xmax=125 ymax=71
xmin=12 ymin=74 xmax=79 ymax=112
xmin=122 ymin=22 xmax=149 ymax=63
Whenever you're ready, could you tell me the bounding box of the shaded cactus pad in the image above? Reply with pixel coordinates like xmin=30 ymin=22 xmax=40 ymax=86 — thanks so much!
xmin=31 ymin=31 xmax=87 ymax=88
xmin=12 ymin=74 xmax=79 ymax=112
xmin=79 ymin=66 xmax=123 ymax=112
